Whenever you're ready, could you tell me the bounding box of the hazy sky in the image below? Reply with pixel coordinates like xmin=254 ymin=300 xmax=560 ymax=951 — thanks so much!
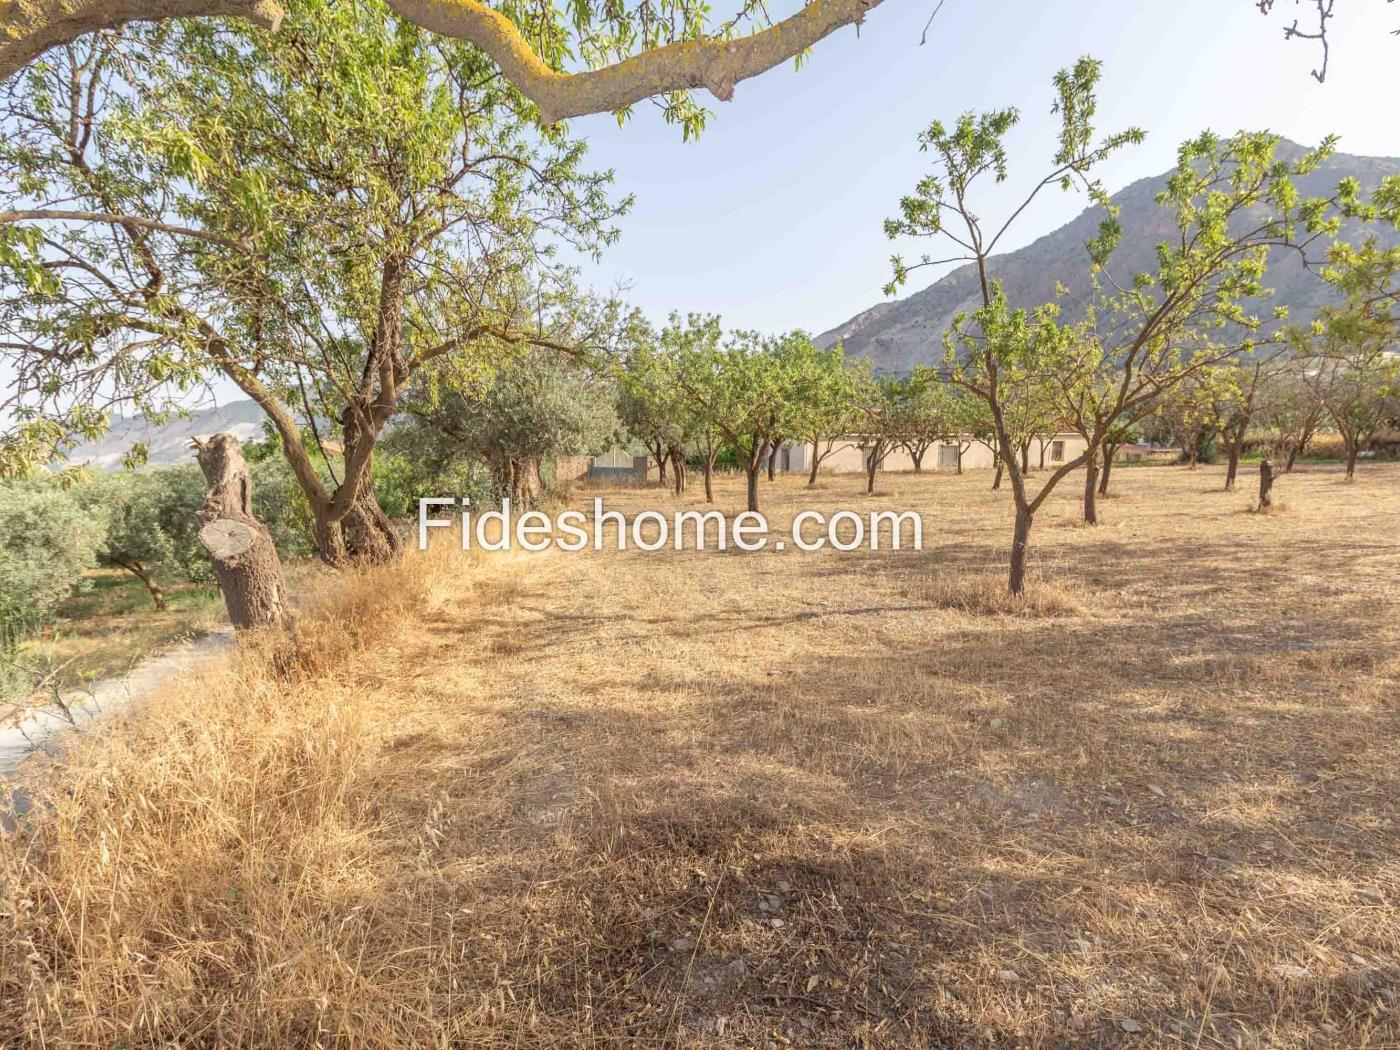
xmin=564 ymin=0 xmax=1400 ymax=336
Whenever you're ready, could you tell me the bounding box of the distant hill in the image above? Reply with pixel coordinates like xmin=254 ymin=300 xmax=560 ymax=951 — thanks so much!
xmin=817 ymin=141 xmax=1400 ymax=374
xmin=64 ymin=401 xmax=268 ymax=470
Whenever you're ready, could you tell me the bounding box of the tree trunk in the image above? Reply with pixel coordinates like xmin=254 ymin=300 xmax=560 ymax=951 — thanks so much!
xmin=991 ymin=461 xmax=1003 ymax=491
xmin=1098 ymin=444 xmax=1116 ymax=496
xmin=745 ymin=464 xmax=760 ymax=513
xmin=808 ymin=443 xmax=821 ymax=486
xmin=957 ymin=446 xmax=964 ymax=475
xmin=1008 ymin=504 xmax=1033 ymax=596
xmin=1020 ymin=441 xmax=1030 ymax=474
xmin=1225 ymin=444 xmax=1240 ymax=491
xmin=116 ymin=560 xmax=167 ymax=611
xmin=767 ymin=438 xmax=780 ymax=481
xmin=1345 ymin=440 xmax=1358 ymax=481
xmin=1258 ymin=458 xmax=1275 ymax=510
xmin=657 ymin=451 xmax=668 ymax=485
xmin=670 ymin=446 xmax=686 ymax=495
xmin=344 ymin=485 xmax=403 ymax=561
xmin=509 ymin=457 xmax=544 ymax=509
xmin=911 ymin=448 xmax=924 ymax=473
xmin=195 ymin=433 xmax=289 ymax=632
xmin=703 ymin=455 xmax=715 ymax=503
xmin=1083 ymin=453 xmax=1099 ymax=525
xmin=865 ymin=446 xmax=879 ymax=495
xmin=1038 ymin=440 xmax=1047 ymax=470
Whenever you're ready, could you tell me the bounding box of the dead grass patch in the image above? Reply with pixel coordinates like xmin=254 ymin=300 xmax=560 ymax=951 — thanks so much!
xmin=906 ymin=570 xmax=1088 ymax=617
xmin=2 ymin=464 xmax=1398 ymax=1047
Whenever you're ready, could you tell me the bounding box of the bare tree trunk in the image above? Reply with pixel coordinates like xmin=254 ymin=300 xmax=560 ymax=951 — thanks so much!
xmin=808 ymin=442 xmax=821 ymax=486
xmin=195 ymin=433 xmax=289 ymax=632
xmin=957 ymin=446 xmax=964 ymax=475
xmin=745 ymin=464 xmax=760 ymax=513
xmin=865 ymin=445 xmax=879 ymax=495
xmin=670 ymin=446 xmax=686 ymax=495
xmin=1008 ymin=504 xmax=1033 ymax=596
xmin=1225 ymin=443 xmax=1240 ymax=491
xmin=703 ymin=454 xmax=715 ymax=503
xmin=766 ymin=438 xmax=780 ymax=481
xmin=1258 ymin=458 xmax=1275 ymax=510
xmin=1285 ymin=423 xmax=1314 ymax=472
xmin=1083 ymin=452 xmax=1099 ymax=525
xmin=1038 ymin=440 xmax=1047 ymax=470
xmin=1345 ymin=439 xmax=1359 ymax=481
xmin=991 ymin=460 xmax=1004 ymax=491
xmin=1098 ymin=443 xmax=1116 ymax=497
xmin=1020 ymin=440 xmax=1030 ymax=474
xmin=911 ymin=448 xmax=924 ymax=473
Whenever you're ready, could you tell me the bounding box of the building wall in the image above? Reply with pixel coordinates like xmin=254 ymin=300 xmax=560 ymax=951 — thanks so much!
xmin=791 ymin=433 xmax=1090 ymax=477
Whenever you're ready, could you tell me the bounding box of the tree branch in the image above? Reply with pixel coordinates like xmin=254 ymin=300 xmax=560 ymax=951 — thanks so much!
xmin=2 ymin=0 xmax=883 ymax=126
xmin=387 ymin=0 xmax=882 ymax=124
xmin=0 ymin=0 xmax=283 ymax=81
xmin=0 ymin=208 xmax=243 ymax=248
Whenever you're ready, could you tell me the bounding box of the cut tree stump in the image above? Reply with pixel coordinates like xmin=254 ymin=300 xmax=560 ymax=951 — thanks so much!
xmin=194 ymin=433 xmax=290 ymax=632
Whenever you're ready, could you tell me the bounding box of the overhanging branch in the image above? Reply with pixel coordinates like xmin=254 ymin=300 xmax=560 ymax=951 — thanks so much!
xmin=385 ymin=0 xmax=882 ymax=124
xmin=1 ymin=0 xmax=883 ymax=126
xmin=0 ymin=0 xmax=283 ymax=81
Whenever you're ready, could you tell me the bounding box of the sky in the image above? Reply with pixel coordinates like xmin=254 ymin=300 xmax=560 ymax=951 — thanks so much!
xmin=563 ymin=0 xmax=1400 ymax=337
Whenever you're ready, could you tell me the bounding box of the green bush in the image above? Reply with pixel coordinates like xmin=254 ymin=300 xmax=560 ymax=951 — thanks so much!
xmin=0 ymin=479 xmax=106 ymax=648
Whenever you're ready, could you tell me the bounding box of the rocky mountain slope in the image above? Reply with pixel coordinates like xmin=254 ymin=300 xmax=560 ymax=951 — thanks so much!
xmin=818 ymin=142 xmax=1400 ymax=373
xmin=64 ymin=401 xmax=267 ymax=470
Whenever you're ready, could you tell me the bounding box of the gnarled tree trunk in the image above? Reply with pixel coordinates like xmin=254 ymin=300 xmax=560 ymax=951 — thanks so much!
xmin=195 ymin=433 xmax=289 ymax=632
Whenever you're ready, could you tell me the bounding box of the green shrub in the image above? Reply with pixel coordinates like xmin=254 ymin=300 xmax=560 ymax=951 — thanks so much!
xmin=0 ymin=479 xmax=106 ymax=648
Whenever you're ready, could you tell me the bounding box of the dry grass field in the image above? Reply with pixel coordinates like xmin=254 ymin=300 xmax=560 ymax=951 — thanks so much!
xmin=2 ymin=462 xmax=1398 ymax=1047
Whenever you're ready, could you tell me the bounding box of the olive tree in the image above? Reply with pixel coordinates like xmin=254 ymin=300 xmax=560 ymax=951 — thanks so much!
xmin=402 ymin=348 xmax=619 ymax=510
xmin=0 ymin=479 xmax=106 ymax=648
xmin=95 ymin=466 xmax=211 ymax=609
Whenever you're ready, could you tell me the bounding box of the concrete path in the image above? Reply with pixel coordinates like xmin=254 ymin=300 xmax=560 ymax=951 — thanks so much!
xmin=0 ymin=627 xmax=234 ymax=782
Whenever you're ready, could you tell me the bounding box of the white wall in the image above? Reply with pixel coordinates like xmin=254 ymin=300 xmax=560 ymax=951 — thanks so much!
xmin=790 ymin=434 xmax=1090 ymax=476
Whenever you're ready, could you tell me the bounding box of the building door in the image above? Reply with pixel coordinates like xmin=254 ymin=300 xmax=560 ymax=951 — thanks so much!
xmin=938 ymin=445 xmax=959 ymax=470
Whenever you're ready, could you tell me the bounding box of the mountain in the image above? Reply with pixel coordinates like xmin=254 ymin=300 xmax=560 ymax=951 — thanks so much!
xmin=64 ymin=400 xmax=268 ymax=470
xmin=817 ymin=142 xmax=1400 ymax=374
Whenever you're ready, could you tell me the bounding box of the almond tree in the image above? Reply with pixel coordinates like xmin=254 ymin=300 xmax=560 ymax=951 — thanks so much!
xmin=1257 ymin=362 xmax=1329 ymax=470
xmin=1146 ymin=367 xmax=1233 ymax=470
xmin=1216 ymin=355 xmax=1288 ymax=490
xmin=1309 ymin=237 xmax=1400 ymax=480
xmin=790 ymin=348 xmax=863 ymax=486
xmin=888 ymin=58 xmax=1360 ymax=592
xmin=677 ymin=329 xmax=801 ymax=514
xmin=853 ymin=373 xmax=907 ymax=495
xmin=0 ymin=1 xmax=622 ymax=566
